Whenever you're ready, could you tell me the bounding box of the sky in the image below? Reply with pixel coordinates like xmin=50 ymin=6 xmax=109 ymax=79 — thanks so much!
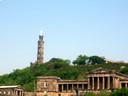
xmin=0 ymin=0 xmax=128 ymax=75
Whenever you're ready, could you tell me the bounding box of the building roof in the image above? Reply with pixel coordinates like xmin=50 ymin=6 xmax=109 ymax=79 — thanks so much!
xmin=37 ymin=76 xmax=60 ymax=79
xmin=88 ymin=67 xmax=128 ymax=80
xmin=0 ymin=85 xmax=21 ymax=89
xmin=88 ymin=67 xmax=113 ymax=74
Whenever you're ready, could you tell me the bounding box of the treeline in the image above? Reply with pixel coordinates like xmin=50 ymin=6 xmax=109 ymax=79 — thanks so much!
xmin=0 ymin=55 xmax=128 ymax=92
xmin=73 ymin=55 xmax=106 ymax=65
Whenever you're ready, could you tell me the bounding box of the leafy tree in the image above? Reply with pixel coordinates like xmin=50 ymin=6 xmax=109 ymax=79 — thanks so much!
xmin=89 ymin=56 xmax=106 ymax=64
xmin=23 ymin=82 xmax=34 ymax=92
xmin=120 ymin=67 xmax=128 ymax=75
xmin=73 ymin=55 xmax=89 ymax=65
xmin=46 ymin=58 xmax=70 ymax=69
xmin=31 ymin=64 xmax=48 ymax=76
xmin=58 ymin=67 xmax=79 ymax=79
xmin=110 ymin=88 xmax=128 ymax=96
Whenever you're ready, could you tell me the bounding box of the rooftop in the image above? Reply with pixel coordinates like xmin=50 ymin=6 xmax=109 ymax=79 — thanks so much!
xmin=0 ymin=85 xmax=21 ymax=89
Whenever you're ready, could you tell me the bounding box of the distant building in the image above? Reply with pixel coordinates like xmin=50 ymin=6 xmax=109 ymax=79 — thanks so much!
xmin=100 ymin=56 xmax=125 ymax=64
xmin=37 ymin=30 xmax=44 ymax=64
xmin=0 ymin=85 xmax=24 ymax=96
xmin=36 ymin=68 xmax=128 ymax=96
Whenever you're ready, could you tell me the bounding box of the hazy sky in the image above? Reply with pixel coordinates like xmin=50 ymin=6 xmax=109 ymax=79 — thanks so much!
xmin=0 ymin=0 xmax=128 ymax=75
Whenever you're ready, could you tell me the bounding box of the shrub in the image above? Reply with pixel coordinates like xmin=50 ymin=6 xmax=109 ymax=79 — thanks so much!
xmin=110 ymin=88 xmax=128 ymax=96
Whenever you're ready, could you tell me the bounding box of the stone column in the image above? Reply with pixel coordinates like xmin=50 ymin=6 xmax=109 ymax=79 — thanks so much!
xmin=92 ymin=77 xmax=94 ymax=89
xmin=62 ymin=84 xmax=63 ymax=92
xmin=22 ymin=91 xmax=23 ymax=96
xmin=13 ymin=90 xmax=15 ymax=95
xmin=10 ymin=90 xmax=12 ymax=95
xmin=21 ymin=91 xmax=23 ymax=96
xmin=102 ymin=77 xmax=105 ymax=89
xmin=15 ymin=90 xmax=17 ymax=95
xmin=77 ymin=84 xmax=79 ymax=90
xmin=82 ymin=84 xmax=84 ymax=90
xmin=72 ymin=84 xmax=74 ymax=91
xmin=113 ymin=77 xmax=115 ymax=89
xmin=125 ymin=83 xmax=127 ymax=88
xmin=107 ymin=77 xmax=110 ymax=89
xmin=12 ymin=89 xmax=14 ymax=95
xmin=88 ymin=77 xmax=90 ymax=89
xmin=97 ymin=77 xmax=99 ymax=89
xmin=20 ymin=91 xmax=22 ymax=96
xmin=67 ymin=84 xmax=68 ymax=92
xmin=120 ymin=83 xmax=122 ymax=88
xmin=15 ymin=90 xmax=16 ymax=95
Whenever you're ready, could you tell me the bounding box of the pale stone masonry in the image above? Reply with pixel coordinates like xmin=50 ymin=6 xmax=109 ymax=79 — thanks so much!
xmin=36 ymin=76 xmax=87 ymax=96
xmin=36 ymin=68 xmax=128 ymax=96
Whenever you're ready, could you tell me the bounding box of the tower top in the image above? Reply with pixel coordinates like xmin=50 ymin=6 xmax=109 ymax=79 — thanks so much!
xmin=40 ymin=29 xmax=43 ymax=36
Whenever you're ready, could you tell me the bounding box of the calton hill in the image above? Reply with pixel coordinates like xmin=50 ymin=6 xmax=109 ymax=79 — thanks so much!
xmin=0 ymin=55 xmax=128 ymax=96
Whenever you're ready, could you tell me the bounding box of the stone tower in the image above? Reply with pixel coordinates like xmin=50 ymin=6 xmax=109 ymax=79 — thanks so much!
xmin=37 ymin=30 xmax=44 ymax=64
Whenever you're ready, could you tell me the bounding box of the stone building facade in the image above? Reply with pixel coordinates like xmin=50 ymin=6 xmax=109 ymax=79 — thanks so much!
xmin=36 ymin=68 xmax=128 ymax=96
xmin=87 ymin=68 xmax=128 ymax=91
xmin=36 ymin=76 xmax=87 ymax=96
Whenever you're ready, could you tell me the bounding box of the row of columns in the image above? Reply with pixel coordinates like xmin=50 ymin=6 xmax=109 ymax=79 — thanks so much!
xmin=0 ymin=89 xmax=13 ymax=95
xmin=88 ymin=76 xmax=114 ymax=90
xmin=14 ymin=90 xmax=23 ymax=96
xmin=59 ymin=84 xmax=87 ymax=92
xmin=120 ymin=83 xmax=128 ymax=88
xmin=0 ymin=89 xmax=23 ymax=96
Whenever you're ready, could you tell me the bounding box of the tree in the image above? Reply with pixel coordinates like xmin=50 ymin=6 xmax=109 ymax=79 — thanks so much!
xmin=110 ymin=88 xmax=128 ymax=96
xmin=120 ymin=67 xmax=128 ymax=75
xmin=48 ymin=58 xmax=70 ymax=65
xmin=46 ymin=58 xmax=70 ymax=69
xmin=58 ymin=67 xmax=79 ymax=80
xmin=73 ymin=55 xmax=89 ymax=65
xmin=89 ymin=56 xmax=106 ymax=64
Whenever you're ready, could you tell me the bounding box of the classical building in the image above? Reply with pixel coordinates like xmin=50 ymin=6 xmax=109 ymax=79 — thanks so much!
xmin=0 ymin=85 xmax=24 ymax=96
xmin=37 ymin=30 xmax=44 ymax=64
xmin=87 ymin=68 xmax=128 ymax=91
xmin=36 ymin=68 xmax=128 ymax=96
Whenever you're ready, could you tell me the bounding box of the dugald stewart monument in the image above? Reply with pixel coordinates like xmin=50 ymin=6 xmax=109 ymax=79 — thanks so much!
xmin=0 ymin=31 xmax=128 ymax=96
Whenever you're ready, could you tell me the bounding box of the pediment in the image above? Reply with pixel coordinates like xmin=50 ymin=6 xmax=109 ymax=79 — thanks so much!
xmin=88 ymin=68 xmax=128 ymax=80
xmin=88 ymin=67 xmax=113 ymax=74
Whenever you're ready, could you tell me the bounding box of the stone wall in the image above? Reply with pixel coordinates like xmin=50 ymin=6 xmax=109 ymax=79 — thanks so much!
xmin=24 ymin=92 xmax=35 ymax=96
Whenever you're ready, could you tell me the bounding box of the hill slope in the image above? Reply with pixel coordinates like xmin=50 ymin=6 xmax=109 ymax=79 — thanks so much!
xmin=0 ymin=61 xmax=128 ymax=92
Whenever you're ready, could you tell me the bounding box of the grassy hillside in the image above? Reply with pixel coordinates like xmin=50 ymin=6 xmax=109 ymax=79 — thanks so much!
xmin=0 ymin=61 xmax=128 ymax=92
